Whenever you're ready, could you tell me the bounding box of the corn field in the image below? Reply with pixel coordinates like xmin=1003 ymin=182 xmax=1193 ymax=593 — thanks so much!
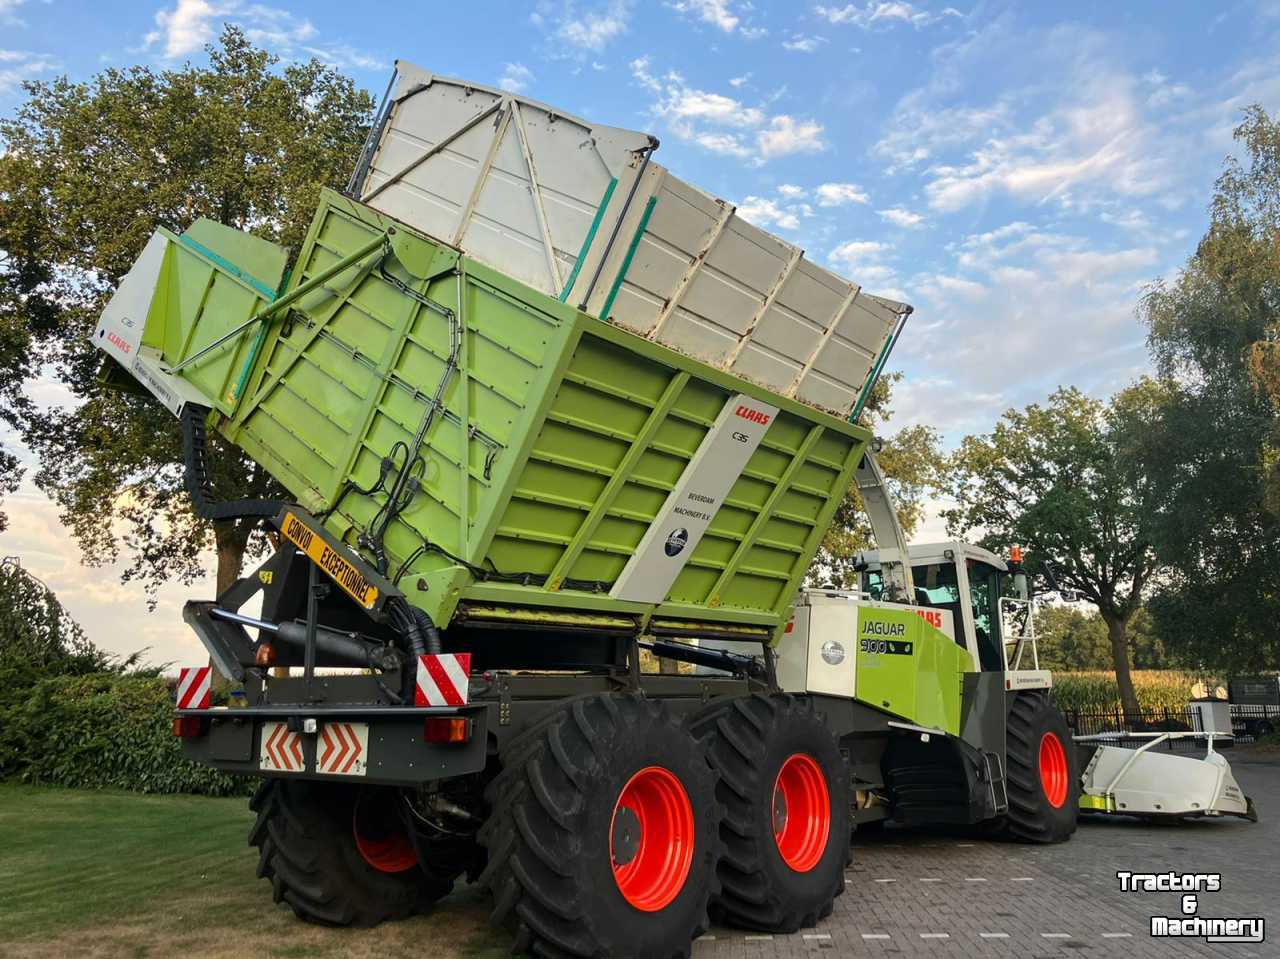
xmin=1051 ymin=670 xmax=1216 ymax=712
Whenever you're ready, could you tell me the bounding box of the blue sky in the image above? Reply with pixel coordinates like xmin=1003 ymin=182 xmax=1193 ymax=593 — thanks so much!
xmin=2 ymin=0 xmax=1279 ymax=661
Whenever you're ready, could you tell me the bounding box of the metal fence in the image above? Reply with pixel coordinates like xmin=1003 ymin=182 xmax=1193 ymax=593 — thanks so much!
xmin=1062 ymin=704 xmax=1277 ymax=748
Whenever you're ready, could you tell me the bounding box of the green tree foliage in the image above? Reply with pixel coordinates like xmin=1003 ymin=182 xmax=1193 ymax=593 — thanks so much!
xmin=0 ymin=28 xmax=374 ymax=599
xmin=810 ymin=373 xmax=949 ymax=586
xmin=1138 ymin=106 xmax=1280 ymax=673
xmin=1035 ymin=605 xmax=1166 ymax=672
xmin=944 ymin=384 xmax=1166 ymax=715
xmin=0 ymin=559 xmax=110 ymax=698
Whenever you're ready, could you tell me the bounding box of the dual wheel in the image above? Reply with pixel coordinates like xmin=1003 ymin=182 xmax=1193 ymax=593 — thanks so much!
xmin=479 ymin=693 xmax=848 ymax=958
xmin=247 ymin=692 xmax=848 ymax=953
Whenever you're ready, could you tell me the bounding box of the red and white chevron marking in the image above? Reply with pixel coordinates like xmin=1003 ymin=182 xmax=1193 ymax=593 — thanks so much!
xmin=415 ymin=653 xmax=472 ymax=707
xmin=259 ymin=721 xmax=304 ymax=773
xmin=317 ymin=722 xmax=368 ymax=776
xmin=176 ymin=666 xmax=212 ymax=710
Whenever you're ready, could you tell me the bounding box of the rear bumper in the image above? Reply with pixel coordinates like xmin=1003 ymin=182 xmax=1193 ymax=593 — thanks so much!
xmin=176 ymin=704 xmax=488 ymax=786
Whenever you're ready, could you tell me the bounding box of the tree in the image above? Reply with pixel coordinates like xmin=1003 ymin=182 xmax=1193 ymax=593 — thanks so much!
xmin=0 ymin=557 xmax=109 ymax=691
xmin=0 ymin=28 xmax=374 ymax=599
xmin=1138 ymin=106 xmax=1280 ymax=673
xmin=1036 ymin=605 xmax=1166 ymax=673
xmin=943 ymin=383 xmax=1167 ymax=716
xmin=809 ymin=373 xmax=949 ymax=587
xmin=1034 ymin=606 xmax=1110 ymax=672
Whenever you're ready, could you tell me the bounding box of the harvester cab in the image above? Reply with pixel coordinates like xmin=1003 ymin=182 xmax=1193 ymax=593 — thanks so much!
xmin=858 ymin=541 xmax=1052 ymax=692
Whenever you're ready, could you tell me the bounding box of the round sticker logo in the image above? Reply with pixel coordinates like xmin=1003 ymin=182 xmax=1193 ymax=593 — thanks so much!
xmin=820 ymin=640 xmax=846 ymax=665
xmin=664 ymin=528 xmax=689 ymax=557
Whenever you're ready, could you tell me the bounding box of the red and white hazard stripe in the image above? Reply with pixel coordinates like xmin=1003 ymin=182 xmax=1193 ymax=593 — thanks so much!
xmin=176 ymin=666 xmax=212 ymax=710
xmin=317 ymin=722 xmax=368 ymax=776
xmin=260 ymin=721 xmax=305 ymax=773
xmin=416 ymin=653 xmax=472 ymax=707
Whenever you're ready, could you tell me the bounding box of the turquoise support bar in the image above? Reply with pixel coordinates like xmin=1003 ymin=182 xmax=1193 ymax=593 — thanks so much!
xmin=599 ymin=196 xmax=658 ymax=322
xmin=560 ymin=178 xmax=618 ymax=303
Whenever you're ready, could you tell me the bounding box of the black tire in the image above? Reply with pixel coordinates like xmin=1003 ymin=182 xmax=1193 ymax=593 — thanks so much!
xmin=249 ymin=779 xmax=452 ymax=926
xmin=1000 ymin=691 xmax=1079 ymax=843
xmin=688 ymin=694 xmax=849 ymax=933
xmin=478 ymin=694 xmax=722 ymax=959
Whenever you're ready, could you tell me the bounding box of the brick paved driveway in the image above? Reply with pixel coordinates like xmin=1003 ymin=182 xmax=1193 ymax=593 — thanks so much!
xmin=693 ymin=750 xmax=1279 ymax=958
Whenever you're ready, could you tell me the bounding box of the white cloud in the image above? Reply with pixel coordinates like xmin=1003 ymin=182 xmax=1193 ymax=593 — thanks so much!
xmin=0 ymin=480 xmax=218 ymax=668
xmin=1142 ymin=68 xmax=1192 ymax=108
xmin=300 ymin=43 xmax=386 ymax=71
xmin=728 ymin=72 xmax=751 ymax=87
xmin=873 ymin=101 xmax=1010 ymax=173
xmin=829 ymin=239 xmax=886 ymax=264
xmin=668 ymin=0 xmax=738 ymax=31
xmin=0 ymin=0 xmax=31 ymax=25
xmin=141 ymin=0 xmax=382 ymax=67
xmin=814 ymin=2 xmax=961 ymax=29
xmin=757 ymin=115 xmax=825 ymax=158
xmin=777 ymin=183 xmax=806 ymax=198
xmin=144 ymin=0 xmax=224 ymax=58
xmin=893 ymin=223 xmax=1160 ymax=439
xmin=828 ymin=240 xmax=899 ymax=292
xmin=815 ymin=182 xmax=869 ymax=206
xmin=738 ymin=196 xmax=801 ymax=231
xmin=631 ymin=58 xmax=825 ymax=163
xmin=782 ymin=34 xmax=826 ymax=52
xmin=878 ymin=206 xmax=925 ymax=228
xmin=0 ymin=48 xmax=56 ymax=95
xmin=875 ymin=24 xmax=1183 ymax=214
xmin=554 ymin=0 xmax=632 ymax=52
xmin=500 ymin=62 xmax=534 ymax=93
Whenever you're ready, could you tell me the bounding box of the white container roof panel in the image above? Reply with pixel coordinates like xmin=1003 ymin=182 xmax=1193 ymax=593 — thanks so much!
xmin=353 ymin=61 xmax=911 ymax=419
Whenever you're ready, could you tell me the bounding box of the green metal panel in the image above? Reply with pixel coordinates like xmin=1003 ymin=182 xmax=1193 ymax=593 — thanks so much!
xmin=853 ymin=606 xmax=972 ymax=735
xmin=139 ymin=222 xmax=289 ymax=415
xmin=138 ymin=188 xmax=872 ymax=633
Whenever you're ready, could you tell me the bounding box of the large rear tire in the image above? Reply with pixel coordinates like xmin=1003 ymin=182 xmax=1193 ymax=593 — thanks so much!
xmin=688 ymin=694 xmax=849 ymax=933
xmin=479 ymin=694 xmax=722 ymax=959
xmin=1000 ymin=691 xmax=1079 ymax=843
xmin=248 ymin=779 xmax=452 ymax=926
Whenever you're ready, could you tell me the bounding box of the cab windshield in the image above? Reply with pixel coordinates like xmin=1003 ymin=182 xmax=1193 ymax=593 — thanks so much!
xmin=864 ymin=558 xmax=1006 ymax=671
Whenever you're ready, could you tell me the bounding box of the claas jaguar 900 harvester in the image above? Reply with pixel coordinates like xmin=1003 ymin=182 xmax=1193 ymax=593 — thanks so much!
xmin=94 ymin=62 xmax=1079 ymax=957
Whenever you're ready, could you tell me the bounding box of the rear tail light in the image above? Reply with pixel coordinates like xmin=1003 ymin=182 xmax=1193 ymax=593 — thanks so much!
xmin=172 ymin=716 xmax=205 ymax=738
xmin=424 ymin=716 xmax=470 ymax=744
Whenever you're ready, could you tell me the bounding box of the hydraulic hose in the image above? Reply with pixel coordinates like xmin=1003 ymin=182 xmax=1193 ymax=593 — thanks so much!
xmin=181 ymin=404 xmax=288 ymax=521
xmin=390 ymin=597 xmax=442 ymax=657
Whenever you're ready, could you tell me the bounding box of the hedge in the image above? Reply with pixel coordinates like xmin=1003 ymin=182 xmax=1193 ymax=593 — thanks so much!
xmin=0 ymin=673 xmax=250 ymax=796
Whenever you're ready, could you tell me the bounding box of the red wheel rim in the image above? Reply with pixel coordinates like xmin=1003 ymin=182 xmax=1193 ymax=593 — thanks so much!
xmin=772 ymin=753 xmax=831 ymax=873
xmin=610 ymin=766 xmax=695 ymax=912
xmin=353 ymin=793 xmax=418 ymax=874
xmin=1038 ymin=732 xmax=1069 ymax=808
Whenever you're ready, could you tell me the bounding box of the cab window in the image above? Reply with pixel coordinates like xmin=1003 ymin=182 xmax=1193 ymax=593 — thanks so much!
xmin=967 ymin=561 xmax=1005 ymax=671
xmin=909 ymin=562 xmax=966 ymax=651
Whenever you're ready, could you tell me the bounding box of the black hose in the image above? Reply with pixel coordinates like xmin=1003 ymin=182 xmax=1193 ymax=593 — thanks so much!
xmin=389 ymin=597 xmax=441 ymax=657
xmin=181 ymin=404 xmax=287 ymax=521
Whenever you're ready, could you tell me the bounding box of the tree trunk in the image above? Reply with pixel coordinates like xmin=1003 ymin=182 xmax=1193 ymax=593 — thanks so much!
xmin=212 ymin=518 xmax=250 ymax=597
xmin=1102 ymin=611 xmax=1141 ymax=718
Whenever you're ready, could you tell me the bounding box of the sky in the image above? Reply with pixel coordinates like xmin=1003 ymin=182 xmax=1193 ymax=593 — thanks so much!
xmin=2 ymin=0 xmax=1279 ymax=665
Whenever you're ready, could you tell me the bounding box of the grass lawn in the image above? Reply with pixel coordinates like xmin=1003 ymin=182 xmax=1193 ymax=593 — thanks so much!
xmin=0 ymin=783 xmax=509 ymax=959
